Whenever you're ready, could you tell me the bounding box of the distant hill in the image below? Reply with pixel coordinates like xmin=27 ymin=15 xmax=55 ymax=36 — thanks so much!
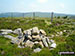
xmin=0 ymin=12 xmax=75 ymax=19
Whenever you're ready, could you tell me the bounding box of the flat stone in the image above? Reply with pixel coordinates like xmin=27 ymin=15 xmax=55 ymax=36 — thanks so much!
xmin=32 ymin=27 xmax=39 ymax=35
xmin=25 ymin=40 xmax=34 ymax=48
xmin=42 ymin=38 xmax=48 ymax=47
xmin=40 ymin=29 xmax=46 ymax=35
xmin=50 ymin=43 xmax=56 ymax=48
xmin=33 ymin=48 xmax=42 ymax=53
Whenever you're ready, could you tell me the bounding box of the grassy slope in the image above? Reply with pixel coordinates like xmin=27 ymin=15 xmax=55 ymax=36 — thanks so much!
xmin=0 ymin=17 xmax=75 ymax=56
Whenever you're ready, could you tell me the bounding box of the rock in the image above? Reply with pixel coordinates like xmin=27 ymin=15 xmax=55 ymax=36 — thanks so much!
xmin=11 ymin=38 xmax=21 ymax=45
xmin=55 ymin=34 xmax=59 ymax=37
xmin=0 ymin=29 xmax=13 ymax=35
xmin=50 ymin=43 xmax=56 ymax=48
xmin=50 ymin=39 xmax=55 ymax=43
xmin=42 ymin=38 xmax=48 ymax=47
xmin=27 ymin=35 xmax=32 ymax=40
xmin=59 ymin=31 xmax=63 ymax=35
xmin=0 ymin=29 xmax=13 ymax=33
xmin=40 ymin=29 xmax=46 ymax=35
xmin=46 ymin=37 xmax=51 ymax=45
xmin=39 ymin=41 xmax=44 ymax=48
xmin=11 ymin=37 xmax=24 ymax=45
xmin=51 ymin=34 xmax=54 ymax=38
xmin=57 ymin=32 xmax=60 ymax=34
xmin=63 ymin=30 xmax=66 ymax=32
xmin=0 ymin=33 xmax=3 ymax=36
xmin=18 ymin=45 xmax=24 ymax=48
xmin=33 ymin=48 xmax=42 ymax=53
xmin=4 ymin=35 xmax=15 ymax=40
xmin=34 ymin=41 xmax=39 ymax=44
xmin=25 ymin=40 xmax=34 ymax=48
xmin=1 ymin=32 xmax=8 ymax=35
xmin=32 ymin=27 xmax=39 ymax=35
xmin=24 ymin=29 xmax=32 ymax=35
xmin=14 ymin=28 xmax=23 ymax=39
xmin=13 ymin=28 xmax=23 ymax=35
xmin=32 ymin=35 xmax=41 ymax=41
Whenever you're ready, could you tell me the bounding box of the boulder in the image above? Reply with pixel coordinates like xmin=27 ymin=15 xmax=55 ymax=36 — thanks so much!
xmin=11 ymin=37 xmax=24 ymax=45
xmin=1 ymin=32 xmax=8 ymax=35
xmin=24 ymin=29 xmax=32 ymax=35
xmin=0 ymin=29 xmax=13 ymax=35
xmin=4 ymin=35 xmax=15 ymax=40
xmin=13 ymin=28 xmax=23 ymax=35
xmin=51 ymin=34 xmax=54 ymax=38
xmin=11 ymin=38 xmax=21 ymax=45
xmin=42 ymin=38 xmax=48 ymax=47
xmin=50 ymin=43 xmax=56 ymax=48
xmin=46 ymin=37 xmax=51 ymax=45
xmin=32 ymin=35 xmax=41 ymax=41
xmin=34 ymin=41 xmax=39 ymax=44
xmin=25 ymin=40 xmax=34 ymax=48
xmin=33 ymin=48 xmax=42 ymax=53
xmin=39 ymin=41 xmax=44 ymax=48
xmin=63 ymin=30 xmax=66 ymax=32
xmin=27 ymin=35 xmax=32 ymax=40
xmin=59 ymin=31 xmax=63 ymax=35
xmin=13 ymin=28 xmax=23 ymax=39
xmin=0 ymin=29 xmax=13 ymax=33
xmin=32 ymin=27 xmax=39 ymax=35
xmin=50 ymin=39 xmax=55 ymax=44
xmin=40 ymin=29 xmax=46 ymax=35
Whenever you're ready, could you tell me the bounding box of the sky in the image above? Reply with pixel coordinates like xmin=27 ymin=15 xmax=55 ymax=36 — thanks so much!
xmin=0 ymin=0 xmax=75 ymax=14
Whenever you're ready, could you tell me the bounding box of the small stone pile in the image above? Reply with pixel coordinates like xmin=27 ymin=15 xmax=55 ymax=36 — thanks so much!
xmin=0 ymin=27 xmax=56 ymax=49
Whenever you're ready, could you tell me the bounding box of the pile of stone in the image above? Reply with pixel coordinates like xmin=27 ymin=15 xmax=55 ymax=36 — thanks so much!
xmin=0 ymin=27 xmax=56 ymax=50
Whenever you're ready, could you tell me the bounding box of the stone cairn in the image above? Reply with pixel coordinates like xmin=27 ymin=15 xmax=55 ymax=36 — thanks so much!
xmin=0 ymin=27 xmax=56 ymax=49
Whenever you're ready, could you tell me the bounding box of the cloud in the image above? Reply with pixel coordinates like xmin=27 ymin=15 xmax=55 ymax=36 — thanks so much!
xmin=37 ymin=0 xmax=48 ymax=3
xmin=60 ymin=3 xmax=65 ymax=8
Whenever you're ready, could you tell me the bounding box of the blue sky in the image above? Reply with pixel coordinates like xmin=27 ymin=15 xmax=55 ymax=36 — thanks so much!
xmin=0 ymin=0 xmax=75 ymax=14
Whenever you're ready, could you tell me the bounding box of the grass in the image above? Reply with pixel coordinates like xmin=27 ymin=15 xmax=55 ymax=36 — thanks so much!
xmin=0 ymin=17 xmax=75 ymax=56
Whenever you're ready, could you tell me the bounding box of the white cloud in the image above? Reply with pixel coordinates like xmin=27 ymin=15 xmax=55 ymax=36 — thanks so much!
xmin=60 ymin=3 xmax=65 ymax=8
xmin=37 ymin=0 xmax=48 ymax=3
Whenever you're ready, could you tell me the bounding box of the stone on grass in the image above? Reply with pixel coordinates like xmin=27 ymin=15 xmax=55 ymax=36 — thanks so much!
xmin=50 ymin=43 xmax=56 ymax=48
xmin=33 ymin=48 xmax=42 ymax=53
xmin=4 ymin=35 xmax=15 ymax=40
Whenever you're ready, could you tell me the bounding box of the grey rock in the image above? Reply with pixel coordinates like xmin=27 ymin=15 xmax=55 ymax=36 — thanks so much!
xmin=32 ymin=27 xmax=39 ymax=35
xmin=4 ymin=35 xmax=15 ymax=40
xmin=33 ymin=48 xmax=42 ymax=53
xmin=46 ymin=37 xmax=51 ymax=45
xmin=40 ymin=29 xmax=46 ymax=35
xmin=25 ymin=40 xmax=34 ymax=48
xmin=42 ymin=38 xmax=48 ymax=47
xmin=50 ymin=43 xmax=56 ymax=48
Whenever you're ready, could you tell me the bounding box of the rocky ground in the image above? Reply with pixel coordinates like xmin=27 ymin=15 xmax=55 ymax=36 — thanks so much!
xmin=0 ymin=17 xmax=75 ymax=56
xmin=0 ymin=27 xmax=57 ymax=52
